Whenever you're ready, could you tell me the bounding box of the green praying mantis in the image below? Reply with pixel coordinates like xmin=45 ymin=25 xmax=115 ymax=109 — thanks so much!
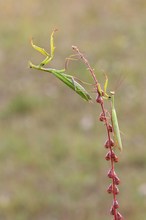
xmin=29 ymin=30 xmax=122 ymax=151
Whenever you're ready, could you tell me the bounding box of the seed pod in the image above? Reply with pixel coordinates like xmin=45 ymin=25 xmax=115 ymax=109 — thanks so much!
xmin=114 ymin=185 xmax=120 ymax=195
xmin=105 ymin=152 xmax=111 ymax=161
xmin=108 ymin=124 xmax=113 ymax=132
xmin=107 ymin=169 xmax=115 ymax=179
xmin=99 ymin=112 xmax=106 ymax=122
xmin=111 ymin=152 xmax=119 ymax=163
xmin=104 ymin=139 xmax=114 ymax=148
xmin=113 ymin=200 xmax=119 ymax=209
xmin=107 ymin=184 xmax=113 ymax=193
xmin=111 ymin=151 xmax=116 ymax=158
xmin=117 ymin=212 xmax=124 ymax=220
xmin=96 ymin=95 xmax=103 ymax=104
xmin=113 ymin=154 xmax=119 ymax=163
xmin=110 ymin=206 xmax=115 ymax=215
xmin=114 ymin=175 xmax=120 ymax=185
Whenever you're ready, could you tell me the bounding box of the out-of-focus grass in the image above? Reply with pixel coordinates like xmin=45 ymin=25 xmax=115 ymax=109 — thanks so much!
xmin=0 ymin=0 xmax=146 ymax=219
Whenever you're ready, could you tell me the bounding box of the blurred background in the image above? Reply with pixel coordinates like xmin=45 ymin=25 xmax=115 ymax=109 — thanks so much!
xmin=0 ymin=0 xmax=146 ymax=219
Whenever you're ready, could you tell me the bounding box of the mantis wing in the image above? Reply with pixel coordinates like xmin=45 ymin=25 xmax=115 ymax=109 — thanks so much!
xmin=111 ymin=107 xmax=122 ymax=151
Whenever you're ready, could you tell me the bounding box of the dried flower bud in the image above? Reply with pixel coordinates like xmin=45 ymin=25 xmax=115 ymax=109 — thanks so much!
xmin=104 ymin=140 xmax=110 ymax=148
xmin=114 ymin=175 xmax=120 ymax=185
xmin=96 ymin=95 xmax=103 ymax=104
xmin=107 ymin=169 xmax=115 ymax=179
xmin=110 ymin=139 xmax=114 ymax=147
xmin=114 ymin=185 xmax=120 ymax=195
xmin=110 ymin=206 xmax=115 ymax=215
xmin=113 ymin=155 xmax=119 ymax=163
xmin=111 ymin=151 xmax=115 ymax=158
xmin=107 ymin=184 xmax=113 ymax=193
xmin=108 ymin=124 xmax=113 ymax=132
xmin=117 ymin=212 xmax=124 ymax=220
xmin=104 ymin=139 xmax=114 ymax=148
xmin=111 ymin=152 xmax=119 ymax=163
xmin=99 ymin=112 xmax=106 ymax=122
xmin=105 ymin=151 xmax=111 ymax=161
xmin=113 ymin=200 xmax=119 ymax=209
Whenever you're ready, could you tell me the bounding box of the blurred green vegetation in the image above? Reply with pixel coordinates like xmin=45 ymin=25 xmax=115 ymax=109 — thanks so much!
xmin=0 ymin=0 xmax=146 ymax=219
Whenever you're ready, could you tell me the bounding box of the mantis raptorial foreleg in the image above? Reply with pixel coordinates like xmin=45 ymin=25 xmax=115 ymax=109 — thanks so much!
xmin=29 ymin=30 xmax=92 ymax=102
xmin=31 ymin=29 xmax=58 ymax=67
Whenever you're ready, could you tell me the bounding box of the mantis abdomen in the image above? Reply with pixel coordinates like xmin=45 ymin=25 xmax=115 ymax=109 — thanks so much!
xmin=111 ymin=95 xmax=122 ymax=151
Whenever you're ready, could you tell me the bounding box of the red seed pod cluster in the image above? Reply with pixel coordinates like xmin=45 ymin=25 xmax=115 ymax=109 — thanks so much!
xmin=105 ymin=150 xmax=119 ymax=162
xmin=113 ymin=200 xmax=119 ymax=209
xmin=99 ymin=112 xmax=106 ymax=122
xmin=96 ymin=91 xmax=123 ymax=219
xmin=107 ymin=184 xmax=120 ymax=195
xmin=104 ymin=131 xmax=122 ymax=218
xmin=104 ymin=139 xmax=114 ymax=148
xmin=110 ymin=201 xmax=122 ymax=219
xmin=111 ymin=152 xmax=119 ymax=163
